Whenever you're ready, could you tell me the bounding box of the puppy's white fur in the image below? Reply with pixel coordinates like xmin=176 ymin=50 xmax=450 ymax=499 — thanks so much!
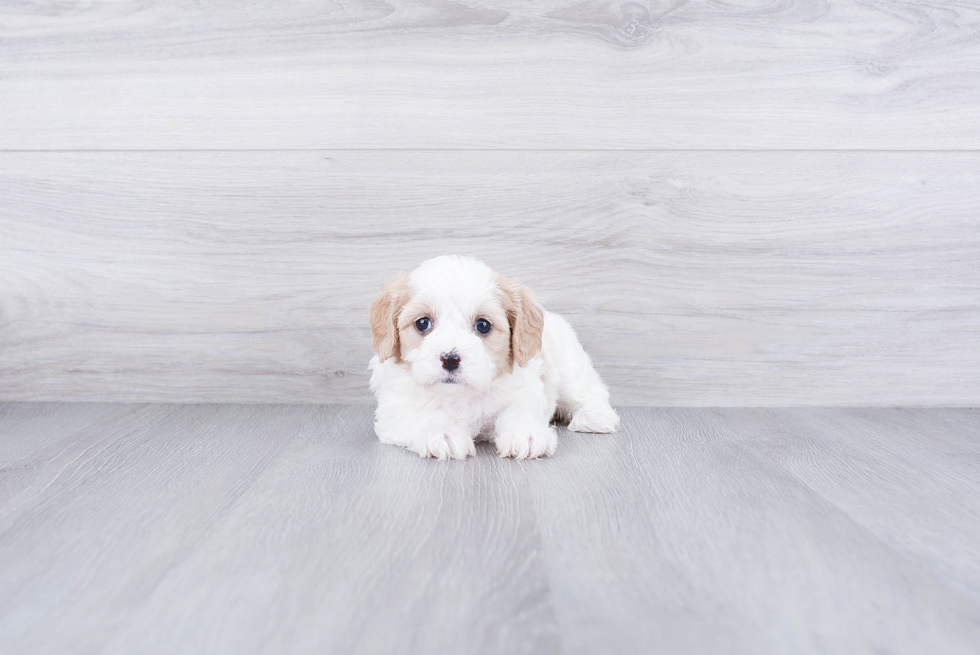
xmin=369 ymin=255 xmax=618 ymax=460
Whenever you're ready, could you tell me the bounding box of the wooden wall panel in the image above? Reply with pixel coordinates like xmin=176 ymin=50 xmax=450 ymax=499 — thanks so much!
xmin=1 ymin=1 xmax=979 ymax=149
xmin=2 ymin=151 xmax=977 ymax=405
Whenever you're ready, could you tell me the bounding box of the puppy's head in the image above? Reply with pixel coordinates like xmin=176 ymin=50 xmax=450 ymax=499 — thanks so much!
xmin=370 ymin=255 xmax=544 ymax=392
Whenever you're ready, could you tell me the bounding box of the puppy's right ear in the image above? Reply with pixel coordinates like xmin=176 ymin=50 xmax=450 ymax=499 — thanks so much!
xmin=369 ymin=273 xmax=410 ymax=362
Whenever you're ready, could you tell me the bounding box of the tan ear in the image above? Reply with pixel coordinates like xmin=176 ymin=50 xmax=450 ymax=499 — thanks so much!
xmin=497 ymin=275 xmax=545 ymax=367
xmin=369 ymin=273 xmax=410 ymax=362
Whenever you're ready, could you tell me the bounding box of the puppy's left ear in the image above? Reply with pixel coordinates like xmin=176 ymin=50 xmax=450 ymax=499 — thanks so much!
xmin=369 ymin=273 xmax=409 ymax=362
xmin=497 ymin=275 xmax=545 ymax=367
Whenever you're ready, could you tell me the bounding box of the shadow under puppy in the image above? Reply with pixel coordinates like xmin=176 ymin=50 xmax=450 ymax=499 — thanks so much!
xmin=369 ymin=255 xmax=618 ymax=459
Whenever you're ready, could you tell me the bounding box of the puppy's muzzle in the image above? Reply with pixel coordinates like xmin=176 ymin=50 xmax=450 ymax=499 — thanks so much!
xmin=440 ymin=351 xmax=461 ymax=372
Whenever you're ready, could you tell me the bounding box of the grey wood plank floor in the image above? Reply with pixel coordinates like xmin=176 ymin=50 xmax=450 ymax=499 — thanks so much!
xmin=1 ymin=404 xmax=978 ymax=654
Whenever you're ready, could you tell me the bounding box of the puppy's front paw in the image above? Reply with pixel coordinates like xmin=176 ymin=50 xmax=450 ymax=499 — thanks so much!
xmin=409 ymin=428 xmax=476 ymax=460
xmin=495 ymin=423 xmax=557 ymax=460
xmin=568 ymin=403 xmax=620 ymax=433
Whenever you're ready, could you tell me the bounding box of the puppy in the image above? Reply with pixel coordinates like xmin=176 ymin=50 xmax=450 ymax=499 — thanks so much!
xmin=368 ymin=255 xmax=618 ymax=460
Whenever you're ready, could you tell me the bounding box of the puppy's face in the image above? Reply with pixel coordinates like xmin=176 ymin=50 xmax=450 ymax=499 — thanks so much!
xmin=370 ymin=256 xmax=544 ymax=393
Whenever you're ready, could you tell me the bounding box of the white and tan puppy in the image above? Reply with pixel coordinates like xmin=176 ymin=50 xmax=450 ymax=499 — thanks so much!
xmin=368 ymin=255 xmax=618 ymax=460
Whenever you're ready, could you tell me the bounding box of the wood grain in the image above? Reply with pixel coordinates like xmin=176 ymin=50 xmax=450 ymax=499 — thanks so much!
xmin=0 ymin=403 xmax=318 ymax=653
xmin=711 ymin=408 xmax=980 ymax=601
xmin=1 ymin=403 xmax=979 ymax=654
xmin=2 ymin=151 xmax=978 ymax=405
xmin=526 ymin=407 xmax=980 ymax=654
xmin=102 ymin=406 xmax=558 ymax=655
xmin=1 ymin=1 xmax=979 ymax=149
xmin=0 ymin=403 xmax=558 ymax=655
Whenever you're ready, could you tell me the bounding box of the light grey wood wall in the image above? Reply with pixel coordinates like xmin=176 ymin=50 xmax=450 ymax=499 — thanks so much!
xmin=1 ymin=1 xmax=978 ymax=405
xmin=3 ymin=0 xmax=980 ymax=150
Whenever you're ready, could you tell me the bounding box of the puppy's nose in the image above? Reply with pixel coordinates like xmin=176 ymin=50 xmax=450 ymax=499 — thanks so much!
xmin=441 ymin=351 xmax=461 ymax=372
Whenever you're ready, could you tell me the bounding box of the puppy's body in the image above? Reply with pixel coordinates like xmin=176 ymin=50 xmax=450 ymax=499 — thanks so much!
xmin=369 ymin=255 xmax=618 ymax=459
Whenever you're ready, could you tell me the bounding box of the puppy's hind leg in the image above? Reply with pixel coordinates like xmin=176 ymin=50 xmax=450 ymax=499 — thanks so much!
xmin=545 ymin=313 xmax=620 ymax=434
xmin=567 ymin=402 xmax=619 ymax=434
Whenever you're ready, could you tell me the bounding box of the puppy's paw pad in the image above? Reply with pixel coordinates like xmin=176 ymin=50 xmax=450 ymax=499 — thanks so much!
xmin=568 ymin=404 xmax=620 ymax=434
xmin=496 ymin=425 xmax=557 ymax=460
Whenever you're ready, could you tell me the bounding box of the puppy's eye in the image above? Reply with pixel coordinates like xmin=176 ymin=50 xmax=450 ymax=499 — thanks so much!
xmin=474 ymin=318 xmax=492 ymax=334
xmin=415 ymin=317 xmax=432 ymax=333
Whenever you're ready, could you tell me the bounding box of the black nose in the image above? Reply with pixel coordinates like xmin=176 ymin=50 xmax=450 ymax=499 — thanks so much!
xmin=441 ymin=351 xmax=461 ymax=371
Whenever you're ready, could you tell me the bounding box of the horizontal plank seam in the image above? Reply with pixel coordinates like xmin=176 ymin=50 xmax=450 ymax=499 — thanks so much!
xmin=2 ymin=148 xmax=980 ymax=154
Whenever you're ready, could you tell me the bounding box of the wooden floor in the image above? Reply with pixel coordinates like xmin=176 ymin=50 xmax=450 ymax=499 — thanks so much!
xmin=1 ymin=404 xmax=978 ymax=654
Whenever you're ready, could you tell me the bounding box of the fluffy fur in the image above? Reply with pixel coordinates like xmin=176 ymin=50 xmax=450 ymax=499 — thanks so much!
xmin=368 ymin=255 xmax=618 ymax=460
